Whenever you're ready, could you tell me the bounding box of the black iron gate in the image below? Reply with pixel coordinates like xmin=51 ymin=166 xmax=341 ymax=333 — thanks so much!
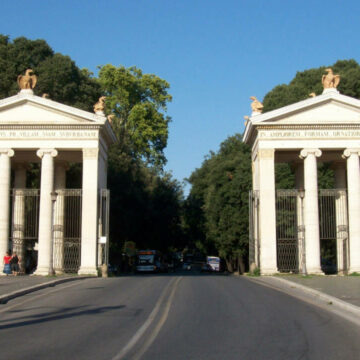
xmin=98 ymin=189 xmax=110 ymax=267
xmin=318 ymin=189 xmax=348 ymax=274
xmin=276 ymin=190 xmax=300 ymax=273
xmin=10 ymin=189 xmax=40 ymax=274
xmin=53 ymin=189 xmax=82 ymax=274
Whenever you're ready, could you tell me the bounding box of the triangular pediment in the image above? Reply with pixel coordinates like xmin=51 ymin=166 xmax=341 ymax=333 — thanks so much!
xmin=252 ymin=92 xmax=360 ymax=125
xmin=265 ymin=100 xmax=360 ymax=125
xmin=0 ymin=92 xmax=104 ymax=125
xmin=243 ymin=91 xmax=360 ymax=144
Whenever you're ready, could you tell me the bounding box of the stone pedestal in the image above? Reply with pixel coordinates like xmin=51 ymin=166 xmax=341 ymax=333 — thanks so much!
xmin=343 ymin=149 xmax=360 ymax=273
xmin=34 ymin=149 xmax=57 ymax=276
xmin=12 ymin=163 xmax=27 ymax=272
xmin=53 ymin=163 xmax=67 ymax=274
xmin=258 ymin=149 xmax=277 ymax=274
xmin=0 ymin=149 xmax=14 ymax=265
xmin=295 ymin=164 xmax=305 ymax=274
xmin=78 ymin=148 xmax=99 ymax=276
xmin=333 ymin=163 xmax=348 ymax=274
xmin=300 ymin=149 xmax=323 ymax=274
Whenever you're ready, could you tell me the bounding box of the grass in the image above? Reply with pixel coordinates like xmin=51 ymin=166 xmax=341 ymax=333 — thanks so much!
xmin=348 ymin=272 xmax=360 ymax=276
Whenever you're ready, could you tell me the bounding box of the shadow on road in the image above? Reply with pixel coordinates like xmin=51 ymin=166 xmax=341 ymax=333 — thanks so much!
xmin=0 ymin=304 xmax=126 ymax=330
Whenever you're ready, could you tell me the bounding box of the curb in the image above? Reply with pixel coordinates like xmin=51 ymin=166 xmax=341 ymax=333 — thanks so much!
xmin=247 ymin=276 xmax=360 ymax=326
xmin=0 ymin=276 xmax=92 ymax=304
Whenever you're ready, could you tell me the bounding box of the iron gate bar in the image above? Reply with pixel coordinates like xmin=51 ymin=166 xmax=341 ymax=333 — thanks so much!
xmin=276 ymin=189 xmax=299 ymax=273
xmin=53 ymin=189 xmax=82 ymax=274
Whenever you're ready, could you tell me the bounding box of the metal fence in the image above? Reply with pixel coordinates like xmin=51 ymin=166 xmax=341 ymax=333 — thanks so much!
xmin=9 ymin=187 xmax=111 ymax=274
xmin=249 ymin=190 xmax=259 ymax=269
xmin=249 ymin=188 xmax=349 ymax=274
xmin=276 ymin=190 xmax=300 ymax=273
xmin=318 ymin=189 xmax=348 ymax=274
xmin=98 ymin=189 xmax=110 ymax=267
xmin=10 ymin=189 xmax=40 ymax=274
xmin=53 ymin=189 xmax=82 ymax=274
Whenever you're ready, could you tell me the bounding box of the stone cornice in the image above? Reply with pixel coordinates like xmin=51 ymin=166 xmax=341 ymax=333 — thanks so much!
xmin=257 ymin=124 xmax=360 ymax=130
xmin=0 ymin=92 xmax=105 ymax=124
xmin=0 ymin=124 xmax=101 ymax=130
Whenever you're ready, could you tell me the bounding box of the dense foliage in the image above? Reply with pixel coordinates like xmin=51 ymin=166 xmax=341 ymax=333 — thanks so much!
xmin=99 ymin=65 xmax=172 ymax=168
xmin=263 ymin=59 xmax=360 ymax=112
xmin=0 ymin=35 xmax=183 ymax=262
xmin=186 ymin=135 xmax=252 ymax=272
xmin=186 ymin=60 xmax=360 ymax=272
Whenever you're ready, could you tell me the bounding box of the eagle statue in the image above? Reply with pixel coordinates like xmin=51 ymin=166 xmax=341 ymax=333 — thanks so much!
xmin=94 ymin=96 xmax=106 ymax=113
xmin=322 ymin=68 xmax=340 ymax=89
xmin=250 ymin=96 xmax=263 ymax=113
xmin=17 ymin=69 xmax=37 ymax=90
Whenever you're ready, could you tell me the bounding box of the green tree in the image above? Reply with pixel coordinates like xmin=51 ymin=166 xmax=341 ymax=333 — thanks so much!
xmin=0 ymin=35 xmax=100 ymax=111
xmin=263 ymin=59 xmax=360 ymax=112
xmin=98 ymin=65 xmax=172 ymax=168
xmin=186 ymin=134 xmax=251 ymax=272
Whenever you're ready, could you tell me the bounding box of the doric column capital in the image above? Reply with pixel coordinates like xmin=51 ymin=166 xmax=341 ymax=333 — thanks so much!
xmin=299 ymin=148 xmax=322 ymax=159
xmin=0 ymin=148 xmax=14 ymax=157
xmin=342 ymin=148 xmax=360 ymax=159
xmin=36 ymin=148 xmax=58 ymax=159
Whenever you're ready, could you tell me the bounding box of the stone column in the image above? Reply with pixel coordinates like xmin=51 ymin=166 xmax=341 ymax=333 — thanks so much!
xmin=258 ymin=148 xmax=277 ymax=274
xmin=0 ymin=149 xmax=14 ymax=264
xmin=251 ymin=156 xmax=260 ymax=269
xmin=12 ymin=163 xmax=27 ymax=272
xmin=333 ymin=162 xmax=348 ymax=274
xmin=300 ymin=149 xmax=322 ymax=274
xmin=78 ymin=148 xmax=99 ymax=276
xmin=342 ymin=149 xmax=360 ymax=273
xmin=53 ymin=162 xmax=67 ymax=274
xmin=294 ymin=164 xmax=305 ymax=274
xmin=34 ymin=149 xmax=58 ymax=276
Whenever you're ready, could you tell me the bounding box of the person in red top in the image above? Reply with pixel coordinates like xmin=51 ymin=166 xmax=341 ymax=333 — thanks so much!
xmin=3 ymin=251 xmax=12 ymax=275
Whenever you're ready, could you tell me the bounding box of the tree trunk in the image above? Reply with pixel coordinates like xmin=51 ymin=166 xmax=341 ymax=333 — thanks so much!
xmin=238 ymin=256 xmax=245 ymax=274
xmin=226 ymin=257 xmax=233 ymax=272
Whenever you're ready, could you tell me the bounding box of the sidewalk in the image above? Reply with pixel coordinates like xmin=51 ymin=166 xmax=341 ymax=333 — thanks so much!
xmin=0 ymin=275 xmax=90 ymax=303
xmin=276 ymin=274 xmax=360 ymax=307
xmin=248 ymin=274 xmax=360 ymax=326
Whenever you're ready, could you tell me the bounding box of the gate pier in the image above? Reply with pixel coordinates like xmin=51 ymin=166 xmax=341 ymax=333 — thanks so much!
xmin=244 ymin=75 xmax=360 ymax=275
xmin=0 ymin=84 xmax=116 ymax=276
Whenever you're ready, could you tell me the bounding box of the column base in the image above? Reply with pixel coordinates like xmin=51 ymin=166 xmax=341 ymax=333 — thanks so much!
xmin=54 ymin=269 xmax=64 ymax=275
xmin=306 ymin=268 xmax=324 ymax=275
xmin=34 ymin=266 xmax=55 ymax=276
xmin=78 ymin=266 xmax=98 ymax=276
xmin=260 ymin=268 xmax=279 ymax=275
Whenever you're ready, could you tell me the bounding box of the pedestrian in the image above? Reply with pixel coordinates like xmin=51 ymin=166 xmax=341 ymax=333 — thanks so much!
xmin=10 ymin=252 xmax=20 ymax=275
xmin=3 ymin=251 xmax=12 ymax=275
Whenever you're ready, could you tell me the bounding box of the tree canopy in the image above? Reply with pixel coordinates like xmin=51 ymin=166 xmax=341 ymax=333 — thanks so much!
xmin=186 ymin=134 xmax=251 ymax=272
xmin=99 ymin=64 xmax=172 ymax=168
xmin=0 ymin=35 xmax=183 ymax=262
xmin=263 ymin=59 xmax=360 ymax=112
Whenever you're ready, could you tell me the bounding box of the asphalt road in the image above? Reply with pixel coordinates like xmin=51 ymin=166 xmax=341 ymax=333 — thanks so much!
xmin=0 ymin=273 xmax=359 ymax=360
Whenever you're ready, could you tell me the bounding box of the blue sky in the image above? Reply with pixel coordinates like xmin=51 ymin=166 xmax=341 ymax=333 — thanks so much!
xmin=1 ymin=0 xmax=360 ymax=193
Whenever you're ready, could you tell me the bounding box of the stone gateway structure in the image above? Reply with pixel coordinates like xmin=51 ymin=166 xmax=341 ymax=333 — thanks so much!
xmin=0 ymin=85 xmax=116 ymax=276
xmin=244 ymin=74 xmax=360 ymax=275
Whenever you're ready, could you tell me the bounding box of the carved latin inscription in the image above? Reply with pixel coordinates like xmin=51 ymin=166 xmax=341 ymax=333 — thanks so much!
xmin=259 ymin=130 xmax=360 ymax=139
xmin=0 ymin=130 xmax=98 ymax=139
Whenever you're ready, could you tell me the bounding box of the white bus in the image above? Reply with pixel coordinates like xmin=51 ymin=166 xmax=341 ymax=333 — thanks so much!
xmin=136 ymin=250 xmax=165 ymax=273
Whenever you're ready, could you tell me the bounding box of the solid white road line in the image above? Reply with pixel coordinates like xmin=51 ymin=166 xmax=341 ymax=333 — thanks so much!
xmin=112 ymin=276 xmax=182 ymax=360
xmin=132 ymin=276 xmax=182 ymax=360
